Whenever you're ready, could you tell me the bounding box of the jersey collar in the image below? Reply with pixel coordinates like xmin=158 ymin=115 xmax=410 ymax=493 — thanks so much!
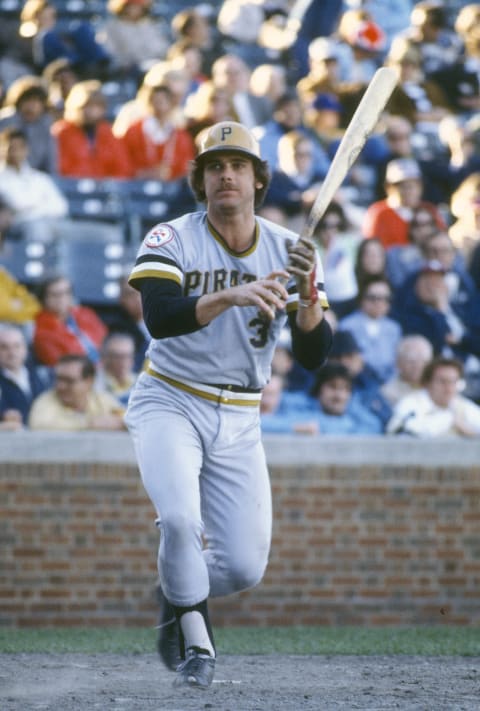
xmin=207 ymin=218 xmax=259 ymax=257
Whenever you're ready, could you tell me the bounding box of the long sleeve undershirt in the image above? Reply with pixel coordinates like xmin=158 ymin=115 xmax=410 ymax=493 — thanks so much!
xmin=138 ymin=277 xmax=332 ymax=370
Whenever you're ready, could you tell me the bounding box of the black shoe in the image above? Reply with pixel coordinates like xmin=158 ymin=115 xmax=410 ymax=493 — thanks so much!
xmin=156 ymin=587 xmax=181 ymax=671
xmin=174 ymin=647 xmax=216 ymax=688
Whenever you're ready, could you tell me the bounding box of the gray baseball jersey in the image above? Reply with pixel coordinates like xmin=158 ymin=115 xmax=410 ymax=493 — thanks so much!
xmin=129 ymin=211 xmax=328 ymax=390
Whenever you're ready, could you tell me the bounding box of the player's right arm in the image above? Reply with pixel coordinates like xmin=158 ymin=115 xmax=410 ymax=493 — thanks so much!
xmin=195 ymin=271 xmax=289 ymax=325
xmin=135 ymin=272 xmax=289 ymax=339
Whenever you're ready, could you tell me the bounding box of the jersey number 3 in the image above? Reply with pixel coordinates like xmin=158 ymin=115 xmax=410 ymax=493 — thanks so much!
xmin=248 ymin=316 xmax=269 ymax=348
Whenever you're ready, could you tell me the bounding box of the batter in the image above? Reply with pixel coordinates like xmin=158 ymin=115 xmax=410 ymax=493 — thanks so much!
xmin=125 ymin=121 xmax=332 ymax=688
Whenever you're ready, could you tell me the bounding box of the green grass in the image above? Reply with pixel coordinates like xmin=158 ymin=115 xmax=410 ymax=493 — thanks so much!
xmin=1 ymin=626 xmax=480 ymax=656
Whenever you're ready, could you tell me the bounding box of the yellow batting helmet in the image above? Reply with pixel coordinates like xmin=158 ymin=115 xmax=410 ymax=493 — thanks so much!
xmin=197 ymin=121 xmax=261 ymax=162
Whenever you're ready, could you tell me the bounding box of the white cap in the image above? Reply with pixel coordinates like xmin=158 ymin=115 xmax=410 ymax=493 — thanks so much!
xmin=308 ymin=37 xmax=340 ymax=62
xmin=385 ymin=158 xmax=422 ymax=184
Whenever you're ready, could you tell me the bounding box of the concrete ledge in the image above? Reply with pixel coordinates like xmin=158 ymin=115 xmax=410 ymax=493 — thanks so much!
xmin=1 ymin=431 xmax=479 ymax=466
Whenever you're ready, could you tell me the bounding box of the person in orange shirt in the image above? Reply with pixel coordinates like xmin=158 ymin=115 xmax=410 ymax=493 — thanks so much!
xmin=122 ymin=82 xmax=195 ymax=181
xmin=51 ymin=80 xmax=132 ymax=178
xmin=362 ymin=158 xmax=445 ymax=249
xmin=33 ymin=276 xmax=107 ymax=366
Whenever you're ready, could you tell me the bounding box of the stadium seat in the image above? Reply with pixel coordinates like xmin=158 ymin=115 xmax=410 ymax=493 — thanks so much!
xmin=57 ymin=227 xmax=131 ymax=306
xmin=54 ymin=176 xmax=129 ymax=230
xmin=0 ymin=238 xmax=59 ymax=287
xmin=125 ymin=178 xmax=197 ymax=242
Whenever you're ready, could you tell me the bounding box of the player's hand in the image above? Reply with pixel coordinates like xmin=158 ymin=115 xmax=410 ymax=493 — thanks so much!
xmin=286 ymin=237 xmax=317 ymax=301
xmin=231 ymin=270 xmax=290 ymax=320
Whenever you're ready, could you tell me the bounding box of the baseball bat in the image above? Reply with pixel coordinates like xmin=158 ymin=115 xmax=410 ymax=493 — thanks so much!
xmin=300 ymin=66 xmax=397 ymax=243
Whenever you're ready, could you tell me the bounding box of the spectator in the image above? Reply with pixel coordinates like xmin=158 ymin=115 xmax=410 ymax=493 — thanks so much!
xmin=449 ymin=172 xmax=480 ymax=263
xmin=0 ymin=127 xmax=69 ymax=242
xmin=296 ymin=37 xmax=365 ymax=125
xmin=0 ymin=323 xmax=52 ymax=425
xmin=260 ymin=372 xmax=315 ymax=434
xmin=103 ymin=276 xmax=149 ymax=372
xmin=342 ymin=0 xmax=412 ymax=54
xmin=422 ymin=231 xmax=477 ymax=320
xmin=42 ymin=58 xmax=79 ymax=121
xmin=184 ymin=81 xmax=238 ymax=141
xmin=112 ymin=62 xmax=191 ymax=138
xmin=453 ymin=4 xmax=480 ymax=117
xmin=386 ymin=356 xmax=480 ymax=437
xmin=384 ymin=40 xmax=451 ymax=131
xmin=263 ymin=131 xmax=327 ymax=229
xmin=385 ymin=205 xmax=440 ymax=289
xmin=211 ymin=54 xmax=271 ymax=129
xmin=249 ymin=64 xmax=288 ymax=120
xmin=96 ymin=0 xmax=169 ymax=80
xmin=19 ymin=0 xmax=111 ymax=77
xmin=391 ymin=259 xmax=480 ymax=366
xmin=339 ymin=275 xmax=402 ymax=385
xmin=374 ymin=115 xmax=415 ymax=199
xmin=51 ymin=80 xmax=132 ymax=178
xmin=33 ymin=276 xmax=107 ymax=366
xmin=327 ymin=328 xmax=393 ymax=428
xmin=362 ymin=157 xmax=446 ymax=248
xmin=253 ymin=90 xmax=330 ymax=174
xmin=336 ymin=9 xmax=387 ymax=83
xmin=304 ymin=92 xmax=344 ymax=156
xmin=216 ymin=0 xmax=288 ymax=69
xmin=0 ymin=75 xmax=56 ymax=174
xmin=426 ymin=116 xmax=480 ymax=204
xmin=313 ymin=201 xmax=361 ymax=318
xmin=354 ymin=237 xmax=387 ymax=293
xmin=166 ymin=42 xmax=209 ymax=100
xmin=122 ymin=83 xmax=195 ymax=181
xmin=390 ymin=1 xmax=463 ymax=77
xmin=28 ymin=353 xmax=126 ymax=430
xmin=305 ymin=362 xmax=383 ymax=435
xmin=170 ymin=7 xmax=222 ymax=76
xmin=381 ymin=333 xmax=433 ymax=406
xmin=95 ymin=332 xmax=138 ymax=407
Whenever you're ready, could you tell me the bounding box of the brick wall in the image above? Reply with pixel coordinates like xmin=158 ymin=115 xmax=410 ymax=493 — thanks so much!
xmin=1 ymin=433 xmax=479 ymax=627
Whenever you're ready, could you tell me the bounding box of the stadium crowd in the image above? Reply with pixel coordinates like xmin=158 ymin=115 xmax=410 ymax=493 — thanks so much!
xmin=1 ymin=0 xmax=480 ymax=436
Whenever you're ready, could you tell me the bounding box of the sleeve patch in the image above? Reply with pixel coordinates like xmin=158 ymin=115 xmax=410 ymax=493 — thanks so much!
xmin=145 ymin=224 xmax=176 ymax=249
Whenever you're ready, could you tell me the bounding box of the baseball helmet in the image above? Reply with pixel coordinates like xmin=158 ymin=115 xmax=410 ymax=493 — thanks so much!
xmin=197 ymin=121 xmax=261 ymax=162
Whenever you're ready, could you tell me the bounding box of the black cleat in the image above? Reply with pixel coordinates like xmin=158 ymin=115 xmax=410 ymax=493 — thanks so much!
xmin=174 ymin=647 xmax=216 ymax=688
xmin=156 ymin=587 xmax=181 ymax=671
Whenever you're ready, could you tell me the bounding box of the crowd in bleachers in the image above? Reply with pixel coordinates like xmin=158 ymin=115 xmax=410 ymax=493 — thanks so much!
xmin=1 ymin=0 xmax=480 ymax=436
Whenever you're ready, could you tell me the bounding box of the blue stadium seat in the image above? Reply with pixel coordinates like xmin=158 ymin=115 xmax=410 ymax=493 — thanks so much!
xmin=57 ymin=229 xmax=132 ymax=306
xmin=0 ymin=239 xmax=59 ymax=287
xmin=54 ymin=176 xmax=128 ymax=227
xmin=124 ymin=178 xmax=197 ymax=242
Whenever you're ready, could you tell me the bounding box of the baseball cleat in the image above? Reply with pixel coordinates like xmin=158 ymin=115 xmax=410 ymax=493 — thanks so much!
xmin=173 ymin=647 xmax=216 ymax=688
xmin=156 ymin=587 xmax=181 ymax=671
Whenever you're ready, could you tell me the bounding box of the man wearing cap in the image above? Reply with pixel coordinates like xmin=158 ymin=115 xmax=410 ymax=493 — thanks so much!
xmin=124 ymin=121 xmax=332 ymax=687
xmin=391 ymin=258 xmax=480 ymax=365
xmin=362 ymin=157 xmax=446 ymax=248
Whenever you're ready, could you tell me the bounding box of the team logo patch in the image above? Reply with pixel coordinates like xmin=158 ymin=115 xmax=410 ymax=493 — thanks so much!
xmin=145 ymin=224 xmax=176 ymax=248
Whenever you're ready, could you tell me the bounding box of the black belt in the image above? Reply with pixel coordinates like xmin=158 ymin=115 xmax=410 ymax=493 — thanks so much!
xmin=205 ymin=383 xmax=262 ymax=394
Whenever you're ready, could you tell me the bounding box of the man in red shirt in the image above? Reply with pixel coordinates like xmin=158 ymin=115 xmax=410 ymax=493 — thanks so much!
xmin=362 ymin=157 xmax=445 ymax=249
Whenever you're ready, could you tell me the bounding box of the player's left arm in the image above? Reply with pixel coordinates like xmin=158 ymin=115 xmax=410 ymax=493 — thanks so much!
xmin=286 ymin=236 xmax=332 ymax=370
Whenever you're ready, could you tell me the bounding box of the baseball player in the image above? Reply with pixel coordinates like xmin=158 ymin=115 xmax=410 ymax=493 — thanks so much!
xmin=125 ymin=121 xmax=332 ymax=688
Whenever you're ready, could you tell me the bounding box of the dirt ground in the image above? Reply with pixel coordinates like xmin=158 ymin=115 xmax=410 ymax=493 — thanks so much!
xmin=1 ymin=653 xmax=479 ymax=711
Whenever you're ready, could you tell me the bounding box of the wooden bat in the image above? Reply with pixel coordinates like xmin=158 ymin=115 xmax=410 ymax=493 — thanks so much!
xmin=299 ymin=66 xmax=397 ymax=243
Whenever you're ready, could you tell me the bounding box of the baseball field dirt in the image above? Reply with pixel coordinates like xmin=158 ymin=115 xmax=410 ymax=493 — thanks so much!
xmin=1 ymin=653 xmax=480 ymax=710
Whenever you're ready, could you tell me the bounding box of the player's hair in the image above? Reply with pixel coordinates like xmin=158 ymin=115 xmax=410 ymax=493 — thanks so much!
xmin=188 ymin=156 xmax=271 ymax=209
